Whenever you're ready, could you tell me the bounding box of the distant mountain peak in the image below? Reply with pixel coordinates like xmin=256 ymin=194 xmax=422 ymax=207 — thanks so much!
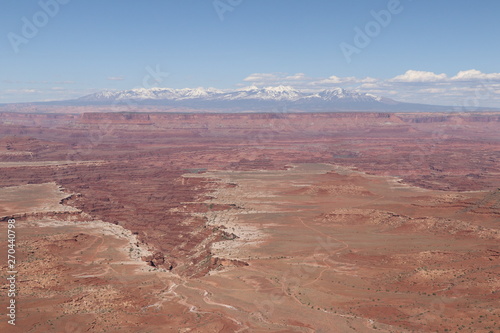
xmin=71 ymin=86 xmax=449 ymax=112
xmin=80 ymin=86 xmax=379 ymax=102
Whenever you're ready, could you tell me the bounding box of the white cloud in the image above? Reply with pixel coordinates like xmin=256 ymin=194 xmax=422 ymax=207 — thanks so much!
xmin=388 ymin=69 xmax=500 ymax=84
xmin=359 ymin=77 xmax=378 ymax=83
xmin=243 ymin=73 xmax=285 ymax=82
xmin=451 ymin=69 xmax=500 ymax=81
xmin=107 ymin=76 xmax=125 ymax=81
xmin=240 ymin=70 xmax=500 ymax=107
xmin=390 ymin=70 xmax=448 ymax=83
xmin=314 ymin=75 xmax=354 ymax=85
xmin=6 ymin=89 xmax=38 ymax=93
xmin=285 ymin=73 xmax=308 ymax=80
xmin=359 ymin=83 xmax=379 ymax=89
xmin=417 ymin=88 xmax=446 ymax=94
xmin=243 ymin=73 xmax=379 ymax=91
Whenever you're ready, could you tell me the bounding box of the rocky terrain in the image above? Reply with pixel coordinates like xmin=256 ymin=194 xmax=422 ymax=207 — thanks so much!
xmin=0 ymin=111 xmax=499 ymax=332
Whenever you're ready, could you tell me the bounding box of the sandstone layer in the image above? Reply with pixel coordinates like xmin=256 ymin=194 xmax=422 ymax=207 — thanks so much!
xmin=0 ymin=111 xmax=498 ymax=332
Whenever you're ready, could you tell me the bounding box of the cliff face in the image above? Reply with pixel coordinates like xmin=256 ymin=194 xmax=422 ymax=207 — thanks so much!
xmin=1 ymin=110 xmax=499 ymax=128
xmin=398 ymin=113 xmax=500 ymax=124
xmin=80 ymin=113 xmax=152 ymax=124
xmin=0 ymin=112 xmax=77 ymax=127
xmin=75 ymin=111 xmax=500 ymax=131
xmin=0 ymin=110 xmax=499 ymax=277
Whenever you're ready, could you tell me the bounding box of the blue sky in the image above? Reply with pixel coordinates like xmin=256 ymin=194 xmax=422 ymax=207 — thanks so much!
xmin=1 ymin=0 xmax=500 ymax=107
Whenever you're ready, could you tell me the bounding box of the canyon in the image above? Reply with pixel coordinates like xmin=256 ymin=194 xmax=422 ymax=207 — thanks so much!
xmin=0 ymin=111 xmax=499 ymax=332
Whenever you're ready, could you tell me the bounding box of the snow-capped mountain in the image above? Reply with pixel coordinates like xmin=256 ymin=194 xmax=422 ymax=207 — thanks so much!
xmin=71 ymin=86 xmax=448 ymax=112
xmin=316 ymin=88 xmax=380 ymax=102
xmin=79 ymin=86 xmax=306 ymax=102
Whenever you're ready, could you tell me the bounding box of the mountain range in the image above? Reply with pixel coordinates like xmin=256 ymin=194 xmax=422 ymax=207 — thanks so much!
xmin=73 ymin=86 xmax=458 ymax=112
xmin=16 ymin=86 xmax=467 ymax=112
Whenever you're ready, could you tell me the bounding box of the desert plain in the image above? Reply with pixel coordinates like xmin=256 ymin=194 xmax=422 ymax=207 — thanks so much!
xmin=0 ymin=111 xmax=499 ymax=332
